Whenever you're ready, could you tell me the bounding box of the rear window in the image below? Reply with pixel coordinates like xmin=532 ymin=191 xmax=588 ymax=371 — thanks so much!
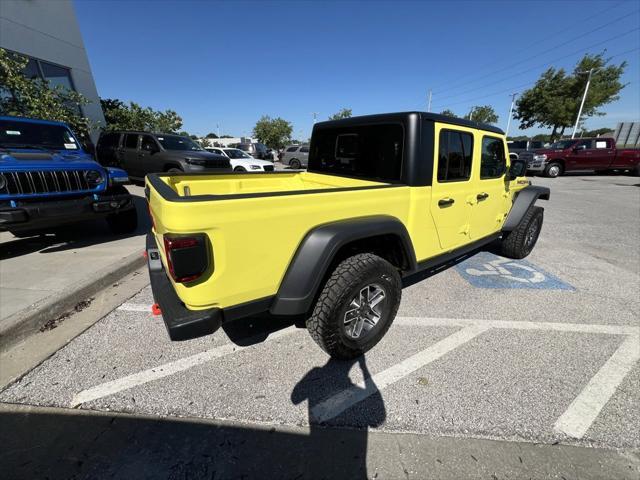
xmin=309 ymin=124 xmax=403 ymax=182
xmin=286 ymin=146 xmax=298 ymax=152
xmin=99 ymin=132 xmax=119 ymax=149
xmin=125 ymin=134 xmax=138 ymax=149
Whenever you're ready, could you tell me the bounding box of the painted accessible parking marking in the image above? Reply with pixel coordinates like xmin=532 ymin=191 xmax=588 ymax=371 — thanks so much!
xmin=456 ymin=252 xmax=574 ymax=290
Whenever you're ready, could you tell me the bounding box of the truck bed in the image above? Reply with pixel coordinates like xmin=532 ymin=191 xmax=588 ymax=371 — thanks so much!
xmin=146 ymin=171 xmax=422 ymax=311
xmin=152 ymin=171 xmax=389 ymax=199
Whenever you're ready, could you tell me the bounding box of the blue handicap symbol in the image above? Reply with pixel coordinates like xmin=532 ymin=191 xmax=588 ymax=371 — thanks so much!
xmin=455 ymin=252 xmax=574 ymax=290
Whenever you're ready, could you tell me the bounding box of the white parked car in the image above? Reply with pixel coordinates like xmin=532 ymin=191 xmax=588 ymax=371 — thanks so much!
xmin=206 ymin=148 xmax=275 ymax=172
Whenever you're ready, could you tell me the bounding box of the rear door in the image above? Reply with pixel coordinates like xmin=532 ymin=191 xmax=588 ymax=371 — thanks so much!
xmin=122 ymin=134 xmax=140 ymax=176
xmin=430 ymin=125 xmax=476 ymax=250
xmin=470 ymin=135 xmax=509 ymax=240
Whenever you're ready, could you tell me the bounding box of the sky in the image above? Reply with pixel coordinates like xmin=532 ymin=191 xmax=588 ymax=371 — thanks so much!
xmin=74 ymin=0 xmax=640 ymax=139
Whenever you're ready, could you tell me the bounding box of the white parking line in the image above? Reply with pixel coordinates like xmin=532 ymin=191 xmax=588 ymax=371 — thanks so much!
xmin=395 ymin=316 xmax=639 ymax=335
xmin=311 ymin=325 xmax=490 ymax=423
xmin=70 ymin=326 xmax=298 ymax=407
xmin=117 ymin=303 xmax=151 ymax=312
xmin=554 ymin=333 xmax=640 ymax=439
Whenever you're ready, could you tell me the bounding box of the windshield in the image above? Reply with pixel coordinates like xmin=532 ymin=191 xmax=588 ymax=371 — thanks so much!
xmin=156 ymin=135 xmax=202 ymax=151
xmin=0 ymin=119 xmax=79 ymax=150
xmin=224 ymin=149 xmax=253 ymax=159
xmin=548 ymin=140 xmax=576 ymax=149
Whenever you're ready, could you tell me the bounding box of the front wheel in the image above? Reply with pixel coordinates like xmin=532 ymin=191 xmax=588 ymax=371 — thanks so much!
xmin=501 ymin=206 xmax=543 ymax=259
xmin=306 ymin=253 xmax=401 ymax=359
xmin=544 ymin=162 xmax=562 ymax=178
xmin=233 ymin=166 xmax=246 ymax=172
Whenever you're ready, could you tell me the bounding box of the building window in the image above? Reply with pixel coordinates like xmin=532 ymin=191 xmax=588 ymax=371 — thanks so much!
xmin=39 ymin=61 xmax=76 ymax=92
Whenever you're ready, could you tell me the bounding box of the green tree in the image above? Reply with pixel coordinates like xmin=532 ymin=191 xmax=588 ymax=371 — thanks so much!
xmin=514 ymin=52 xmax=626 ymax=141
xmin=252 ymin=116 xmax=293 ymax=149
xmin=468 ymin=105 xmax=499 ymax=124
xmin=0 ymin=48 xmax=92 ymax=140
xmin=329 ymin=108 xmax=352 ymax=120
xmin=439 ymin=109 xmax=457 ymax=117
xmin=199 ymin=137 xmax=211 ymax=148
xmin=220 ymin=135 xmax=234 ymax=139
xmin=205 ymin=132 xmax=219 ymax=138
xmin=100 ymin=98 xmax=182 ymax=133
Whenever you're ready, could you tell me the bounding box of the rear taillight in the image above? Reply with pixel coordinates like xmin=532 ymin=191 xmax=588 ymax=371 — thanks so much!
xmin=163 ymin=234 xmax=209 ymax=283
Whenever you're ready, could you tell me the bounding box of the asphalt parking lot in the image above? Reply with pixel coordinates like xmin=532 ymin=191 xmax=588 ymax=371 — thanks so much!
xmin=1 ymin=173 xmax=639 ymax=478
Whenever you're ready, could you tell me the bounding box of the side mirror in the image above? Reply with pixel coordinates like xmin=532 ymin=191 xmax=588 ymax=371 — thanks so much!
xmin=573 ymin=144 xmax=586 ymax=151
xmin=508 ymin=159 xmax=527 ymax=180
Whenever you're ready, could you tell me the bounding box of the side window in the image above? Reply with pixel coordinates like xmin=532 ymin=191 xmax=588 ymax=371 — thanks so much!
xmin=437 ymin=130 xmax=473 ymax=182
xmin=286 ymin=146 xmax=298 ymax=152
xmin=125 ymin=134 xmax=139 ymax=149
xmin=480 ymin=136 xmax=506 ymax=179
xmin=140 ymin=135 xmax=157 ymax=151
xmin=299 ymin=146 xmax=309 ymax=153
xmin=576 ymin=139 xmax=593 ymax=149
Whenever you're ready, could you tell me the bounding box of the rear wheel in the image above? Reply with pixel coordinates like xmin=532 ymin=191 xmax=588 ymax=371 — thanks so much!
xmin=306 ymin=253 xmax=401 ymax=359
xmin=501 ymin=206 xmax=543 ymax=259
xmin=289 ymin=159 xmax=301 ymax=169
xmin=234 ymin=166 xmax=246 ymax=172
xmin=167 ymin=167 xmax=182 ymax=173
xmin=544 ymin=162 xmax=562 ymax=178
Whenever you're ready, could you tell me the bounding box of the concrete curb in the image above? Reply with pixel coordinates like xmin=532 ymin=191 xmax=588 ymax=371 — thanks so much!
xmin=0 ymin=249 xmax=146 ymax=352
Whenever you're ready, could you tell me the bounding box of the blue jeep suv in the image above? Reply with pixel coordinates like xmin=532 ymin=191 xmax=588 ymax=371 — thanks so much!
xmin=0 ymin=116 xmax=137 ymax=236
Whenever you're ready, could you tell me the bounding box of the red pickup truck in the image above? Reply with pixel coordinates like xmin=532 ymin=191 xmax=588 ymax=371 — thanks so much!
xmin=519 ymin=137 xmax=640 ymax=178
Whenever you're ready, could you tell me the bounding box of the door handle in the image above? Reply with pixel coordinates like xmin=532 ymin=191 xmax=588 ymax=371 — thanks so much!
xmin=477 ymin=192 xmax=489 ymax=201
xmin=438 ymin=197 xmax=455 ymax=207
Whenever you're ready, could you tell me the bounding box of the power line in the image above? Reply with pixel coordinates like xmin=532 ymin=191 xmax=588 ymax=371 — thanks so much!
xmin=427 ymin=0 xmax=627 ymax=93
xmin=430 ymin=44 xmax=640 ymax=111
xmin=432 ymin=8 xmax=639 ymax=96
xmin=432 ymin=27 xmax=640 ymax=105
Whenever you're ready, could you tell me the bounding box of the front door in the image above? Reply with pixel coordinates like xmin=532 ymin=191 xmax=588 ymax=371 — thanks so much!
xmin=569 ymin=139 xmax=610 ymax=171
xmin=430 ymin=126 xmax=476 ymax=250
xmin=470 ymin=135 xmax=509 ymax=240
xmin=139 ymin=135 xmax=161 ymax=176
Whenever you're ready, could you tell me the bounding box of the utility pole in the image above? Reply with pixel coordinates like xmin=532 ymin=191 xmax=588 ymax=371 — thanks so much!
xmin=312 ymin=112 xmax=318 ymax=124
xmin=468 ymin=107 xmax=474 ymax=121
xmin=505 ymin=92 xmax=517 ymax=138
xmin=427 ymin=90 xmax=432 ymax=112
xmin=216 ymin=123 xmax=220 ymax=138
xmin=572 ymin=68 xmax=595 ymax=139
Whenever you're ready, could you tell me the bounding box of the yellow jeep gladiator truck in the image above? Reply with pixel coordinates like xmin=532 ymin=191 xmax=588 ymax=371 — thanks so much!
xmin=145 ymin=112 xmax=549 ymax=358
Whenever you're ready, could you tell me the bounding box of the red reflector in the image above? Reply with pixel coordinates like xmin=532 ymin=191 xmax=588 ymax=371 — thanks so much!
xmin=151 ymin=303 xmax=162 ymax=316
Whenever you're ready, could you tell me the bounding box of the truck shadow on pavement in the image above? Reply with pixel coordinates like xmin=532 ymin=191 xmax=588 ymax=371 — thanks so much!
xmin=0 ymin=402 xmax=381 ymax=480
xmin=0 ymin=195 xmax=150 ymax=261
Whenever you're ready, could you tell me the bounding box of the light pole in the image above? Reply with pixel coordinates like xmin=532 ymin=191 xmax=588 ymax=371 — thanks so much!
xmin=427 ymin=90 xmax=432 ymax=112
xmin=571 ymin=68 xmax=595 ymax=139
xmin=505 ymin=92 xmax=517 ymax=138
xmin=312 ymin=112 xmax=319 ymax=124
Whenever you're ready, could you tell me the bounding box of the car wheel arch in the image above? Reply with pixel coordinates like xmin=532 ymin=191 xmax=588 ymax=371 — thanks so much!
xmin=270 ymin=216 xmax=417 ymax=316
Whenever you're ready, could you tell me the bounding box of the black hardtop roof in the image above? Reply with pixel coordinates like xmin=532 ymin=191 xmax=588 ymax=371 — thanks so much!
xmin=314 ymin=111 xmax=504 ymax=135
xmin=101 ymin=131 xmax=187 ymax=137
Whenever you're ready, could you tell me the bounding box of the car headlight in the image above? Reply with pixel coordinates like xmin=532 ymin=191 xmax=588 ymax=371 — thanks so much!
xmin=84 ymin=170 xmax=104 ymax=187
xmin=250 ymin=165 xmax=262 ymax=170
xmin=186 ymin=158 xmax=206 ymax=166
xmin=533 ymin=154 xmax=547 ymax=161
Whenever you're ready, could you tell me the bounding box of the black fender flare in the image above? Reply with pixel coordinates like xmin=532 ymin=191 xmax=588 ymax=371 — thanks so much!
xmin=270 ymin=215 xmax=416 ymax=316
xmin=503 ymin=185 xmax=550 ymax=232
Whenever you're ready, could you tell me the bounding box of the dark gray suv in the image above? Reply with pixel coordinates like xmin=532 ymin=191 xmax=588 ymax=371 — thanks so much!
xmin=96 ymin=131 xmax=230 ymax=179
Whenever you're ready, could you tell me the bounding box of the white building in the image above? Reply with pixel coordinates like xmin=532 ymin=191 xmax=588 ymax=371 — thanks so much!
xmin=0 ymin=0 xmax=105 ymax=141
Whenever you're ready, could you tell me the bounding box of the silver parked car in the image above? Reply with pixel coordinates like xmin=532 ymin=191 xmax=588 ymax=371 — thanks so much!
xmin=281 ymin=145 xmax=309 ymax=169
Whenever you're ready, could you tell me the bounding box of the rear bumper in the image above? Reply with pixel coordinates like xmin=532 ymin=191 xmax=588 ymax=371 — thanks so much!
xmin=0 ymin=192 xmax=133 ymax=232
xmin=146 ymin=233 xmax=222 ymax=341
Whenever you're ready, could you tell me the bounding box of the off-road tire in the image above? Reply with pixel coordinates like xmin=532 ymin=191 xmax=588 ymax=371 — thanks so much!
xmin=289 ymin=159 xmax=301 ymax=170
xmin=501 ymin=206 xmax=543 ymax=259
xmin=544 ymin=162 xmax=562 ymax=178
xmin=106 ymin=207 xmax=138 ymax=234
xmin=307 ymin=253 xmax=401 ymax=359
